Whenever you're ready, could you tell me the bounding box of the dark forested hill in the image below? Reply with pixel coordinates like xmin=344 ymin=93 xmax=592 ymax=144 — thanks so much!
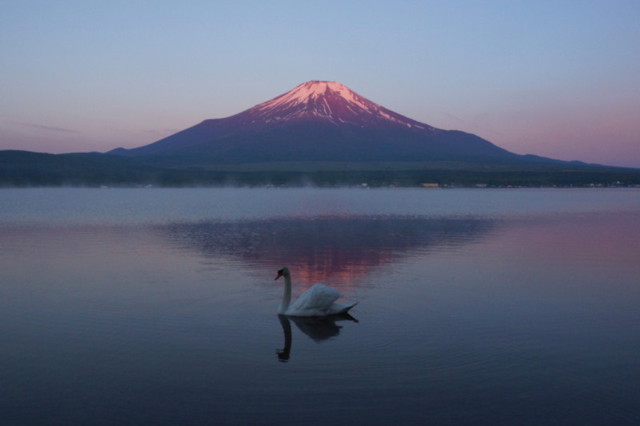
xmin=2 ymin=149 xmax=639 ymax=187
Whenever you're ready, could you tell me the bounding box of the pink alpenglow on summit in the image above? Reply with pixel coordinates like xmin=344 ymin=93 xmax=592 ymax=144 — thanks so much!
xmin=248 ymin=81 xmax=435 ymax=130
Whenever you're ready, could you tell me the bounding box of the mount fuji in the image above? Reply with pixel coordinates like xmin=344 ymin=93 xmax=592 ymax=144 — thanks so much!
xmin=110 ymin=80 xmax=527 ymax=164
xmin=4 ymin=81 xmax=639 ymax=186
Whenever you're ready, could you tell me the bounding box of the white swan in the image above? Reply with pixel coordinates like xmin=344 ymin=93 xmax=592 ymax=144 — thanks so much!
xmin=275 ymin=267 xmax=357 ymax=317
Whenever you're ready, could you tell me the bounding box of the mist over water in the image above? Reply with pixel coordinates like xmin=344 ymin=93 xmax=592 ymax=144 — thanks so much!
xmin=1 ymin=188 xmax=639 ymax=425
xmin=1 ymin=187 xmax=638 ymax=226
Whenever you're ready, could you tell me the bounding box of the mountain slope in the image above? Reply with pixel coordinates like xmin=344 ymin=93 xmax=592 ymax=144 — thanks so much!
xmin=110 ymin=81 xmax=521 ymax=164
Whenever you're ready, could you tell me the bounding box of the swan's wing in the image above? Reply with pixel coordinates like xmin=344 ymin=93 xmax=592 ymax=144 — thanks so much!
xmin=287 ymin=283 xmax=340 ymax=316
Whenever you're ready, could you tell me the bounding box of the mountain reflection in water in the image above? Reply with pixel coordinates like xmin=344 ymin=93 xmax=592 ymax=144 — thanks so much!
xmin=162 ymin=215 xmax=499 ymax=291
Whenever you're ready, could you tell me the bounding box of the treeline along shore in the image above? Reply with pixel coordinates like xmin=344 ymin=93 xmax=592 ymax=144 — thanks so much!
xmin=2 ymin=150 xmax=639 ymax=188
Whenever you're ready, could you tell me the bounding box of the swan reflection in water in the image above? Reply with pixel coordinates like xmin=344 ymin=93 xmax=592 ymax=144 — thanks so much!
xmin=276 ymin=313 xmax=358 ymax=362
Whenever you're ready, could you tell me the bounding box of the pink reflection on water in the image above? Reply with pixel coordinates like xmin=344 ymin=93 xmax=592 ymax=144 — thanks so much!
xmin=268 ymin=249 xmax=396 ymax=294
xmin=162 ymin=216 xmax=498 ymax=295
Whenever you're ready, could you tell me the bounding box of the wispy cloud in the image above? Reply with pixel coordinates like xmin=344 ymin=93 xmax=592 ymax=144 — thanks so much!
xmin=5 ymin=119 xmax=78 ymax=133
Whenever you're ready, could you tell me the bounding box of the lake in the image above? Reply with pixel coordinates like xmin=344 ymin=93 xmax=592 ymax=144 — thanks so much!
xmin=1 ymin=187 xmax=639 ymax=425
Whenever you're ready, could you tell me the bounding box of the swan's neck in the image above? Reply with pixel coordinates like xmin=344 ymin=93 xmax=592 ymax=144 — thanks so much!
xmin=279 ymin=275 xmax=292 ymax=314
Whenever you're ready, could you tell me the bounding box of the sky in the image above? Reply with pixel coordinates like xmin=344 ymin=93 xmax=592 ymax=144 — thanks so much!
xmin=1 ymin=0 xmax=639 ymax=167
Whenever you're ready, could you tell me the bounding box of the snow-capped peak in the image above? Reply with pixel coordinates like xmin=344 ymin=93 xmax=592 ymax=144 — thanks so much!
xmin=252 ymin=81 xmax=366 ymax=114
xmin=243 ymin=80 xmax=434 ymax=130
xmin=279 ymin=81 xmax=346 ymax=103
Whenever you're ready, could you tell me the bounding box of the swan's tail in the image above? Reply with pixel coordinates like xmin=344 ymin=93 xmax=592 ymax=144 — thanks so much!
xmin=334 ymin=302 xmax=357 ymax=314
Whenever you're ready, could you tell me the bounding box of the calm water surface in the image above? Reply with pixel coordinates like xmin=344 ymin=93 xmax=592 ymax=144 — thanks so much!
xmin=1 ymin=188 xmax=639 ymax=425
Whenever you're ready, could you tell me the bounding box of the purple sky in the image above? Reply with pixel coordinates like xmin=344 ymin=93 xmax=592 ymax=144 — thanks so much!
xmin=1 ymin=1 xmax=639 ymax=167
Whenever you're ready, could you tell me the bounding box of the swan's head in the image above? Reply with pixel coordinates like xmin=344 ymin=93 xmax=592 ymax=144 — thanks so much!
xmin=275 ymin=267 xmax=290 ymax=280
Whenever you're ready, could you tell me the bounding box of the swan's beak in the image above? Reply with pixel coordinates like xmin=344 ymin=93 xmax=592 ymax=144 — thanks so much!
xmin=275 ymin=270 xmax=283 ymax=280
